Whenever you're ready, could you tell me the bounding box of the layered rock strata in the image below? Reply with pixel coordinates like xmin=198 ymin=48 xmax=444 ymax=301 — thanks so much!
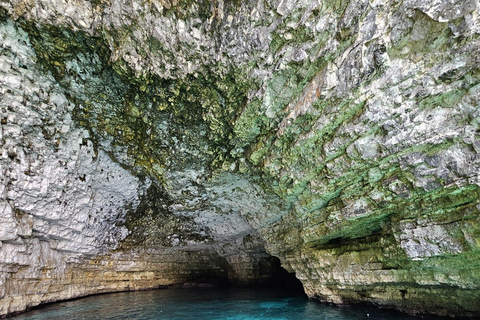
xmin=0 ymin=0 xmax=479 ymax=318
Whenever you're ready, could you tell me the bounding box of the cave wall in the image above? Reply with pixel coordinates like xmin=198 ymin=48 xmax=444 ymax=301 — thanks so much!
xmin=1 ymin=0 xmax=480 ymax=317
xmin=0 ymin=11 xmax=284 ymax=316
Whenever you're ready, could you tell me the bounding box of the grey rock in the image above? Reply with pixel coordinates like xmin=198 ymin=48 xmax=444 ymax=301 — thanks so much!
xmin=0 ymin=0 xmax=480 ymax=317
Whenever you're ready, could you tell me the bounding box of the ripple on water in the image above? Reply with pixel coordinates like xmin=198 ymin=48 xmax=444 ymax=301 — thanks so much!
xmin=12 ymin=288 xmax=426 ymax=320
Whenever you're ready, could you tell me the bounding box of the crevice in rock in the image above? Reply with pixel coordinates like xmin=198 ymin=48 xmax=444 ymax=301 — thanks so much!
xmin=263 ymin=257 xmax=305 ymax=295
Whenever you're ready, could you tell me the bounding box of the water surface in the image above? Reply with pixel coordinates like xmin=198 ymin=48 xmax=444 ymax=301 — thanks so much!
xmin=13 ymin=287 xmax=424 ymax=320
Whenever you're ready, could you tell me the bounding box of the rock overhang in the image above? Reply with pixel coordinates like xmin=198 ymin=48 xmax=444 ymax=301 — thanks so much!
xmin=1 ymin=0 xmax=480 ymax=317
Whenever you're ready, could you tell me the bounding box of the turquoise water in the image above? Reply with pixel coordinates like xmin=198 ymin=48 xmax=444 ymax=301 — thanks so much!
xmin=13 ymin=288 xmax=424 ymax=320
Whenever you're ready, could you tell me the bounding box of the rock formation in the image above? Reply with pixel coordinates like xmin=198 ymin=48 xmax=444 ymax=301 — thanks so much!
xmin=0 ymin=0 xmax=479 ymax=317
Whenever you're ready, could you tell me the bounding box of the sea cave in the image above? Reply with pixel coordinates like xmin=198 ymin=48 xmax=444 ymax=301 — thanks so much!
xmin=1 ymin=0 xmax=480 ymax=318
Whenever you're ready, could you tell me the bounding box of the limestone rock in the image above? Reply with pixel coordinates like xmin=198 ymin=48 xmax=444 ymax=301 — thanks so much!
xmin=0 ymin=0 xmax=479 ymax=318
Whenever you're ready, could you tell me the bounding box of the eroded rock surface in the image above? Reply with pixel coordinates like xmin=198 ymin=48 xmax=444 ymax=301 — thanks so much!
xmin=0 ymin=0 xmax=479 ymax=317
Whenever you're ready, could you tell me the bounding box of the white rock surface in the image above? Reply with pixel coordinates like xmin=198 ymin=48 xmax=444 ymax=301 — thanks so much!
xmin=0 ymin=20 xmax=144 ymax=255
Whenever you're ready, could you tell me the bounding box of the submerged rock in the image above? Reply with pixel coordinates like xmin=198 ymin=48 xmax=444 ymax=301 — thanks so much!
xmin=0 ymin=0 xmax=479 ymax=317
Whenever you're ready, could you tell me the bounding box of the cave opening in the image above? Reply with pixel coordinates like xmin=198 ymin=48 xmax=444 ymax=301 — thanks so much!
xmin=217 ymin=255 xmax=306 ymax=295
xmin=178 ymin=254 xmax=305 ymax=296
xmin=258 ymin=256 xmax=306 ymax=295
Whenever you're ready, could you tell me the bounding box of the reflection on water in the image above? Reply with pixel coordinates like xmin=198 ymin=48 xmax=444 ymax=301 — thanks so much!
xmin=13 ymin=287 xmax=424 ymax=320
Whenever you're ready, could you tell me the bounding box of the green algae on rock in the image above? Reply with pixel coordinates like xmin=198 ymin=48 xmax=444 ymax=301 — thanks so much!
xmin=1 ymin=0 xmax=480 ymax=318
